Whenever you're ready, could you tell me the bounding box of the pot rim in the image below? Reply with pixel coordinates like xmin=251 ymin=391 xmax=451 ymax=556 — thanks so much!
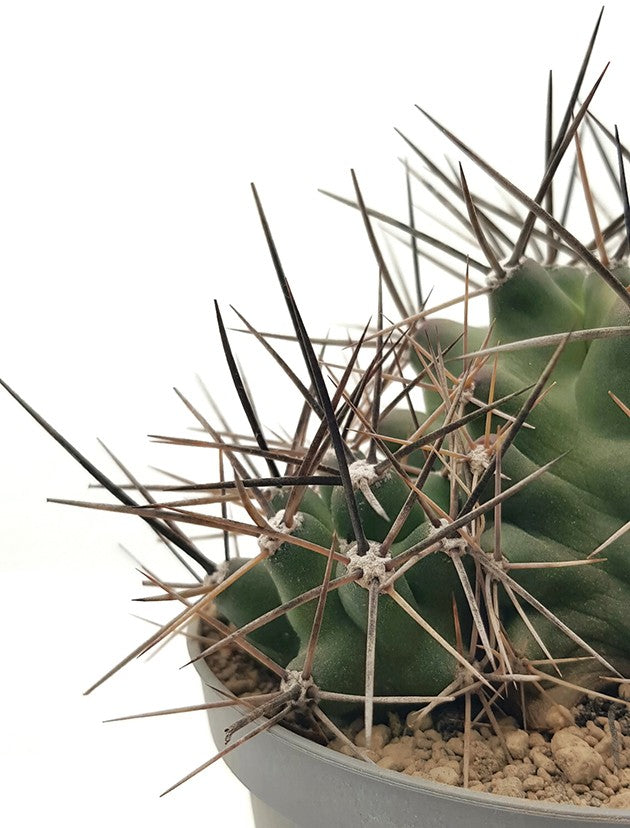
xmin=189 ymin=617 xmax=630 ymax=824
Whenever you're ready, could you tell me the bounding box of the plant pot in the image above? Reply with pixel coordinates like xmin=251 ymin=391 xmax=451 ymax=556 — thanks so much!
xmin=188 ymin=620 xmax=630 ymax=827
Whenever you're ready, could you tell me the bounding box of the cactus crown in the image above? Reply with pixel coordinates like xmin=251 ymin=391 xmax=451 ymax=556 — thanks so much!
xmin=2 ymin=9 xmax=629 ymax=796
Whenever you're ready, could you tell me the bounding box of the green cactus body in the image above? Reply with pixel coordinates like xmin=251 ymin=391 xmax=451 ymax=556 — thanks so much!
xmin=5 ymin=24 xmax=629 ymax=750
xmin=211 ymin=258 xmax=629 ymax=719
xmin=416 ymin=261 xmax=630 ymax=690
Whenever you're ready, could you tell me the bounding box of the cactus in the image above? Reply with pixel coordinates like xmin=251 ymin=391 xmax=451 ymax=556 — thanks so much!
xmin=2 ymin=9 xmax=629 ymax=795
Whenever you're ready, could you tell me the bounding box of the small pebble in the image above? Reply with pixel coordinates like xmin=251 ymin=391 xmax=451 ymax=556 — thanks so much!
xmin=505 ymin=729 xmax=529 ymax=759
xmin=523 ymin=775 xmax=545 ymax=792
xmin=609 ymin=790 xmax=630 ymax=809
xmin=355 ymin=724 xmax=390 ymax=751
xmin=428 ymin=766 xmax=460 ymax=786
xmin=492 ymin=777 xmax=523 ymax=798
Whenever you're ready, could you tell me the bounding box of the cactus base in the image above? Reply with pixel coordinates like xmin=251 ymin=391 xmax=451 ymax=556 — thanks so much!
xmin=190 ymin=618 xmax=630 ymax=827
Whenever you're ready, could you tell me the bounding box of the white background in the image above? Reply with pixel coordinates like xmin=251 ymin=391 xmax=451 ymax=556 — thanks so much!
xmin=2 ymin=1 xmax=629 ymax=826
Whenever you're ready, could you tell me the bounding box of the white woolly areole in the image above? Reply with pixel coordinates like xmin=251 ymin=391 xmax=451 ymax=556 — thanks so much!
xmin=486 ymin=261 xmax=519 ymax=289
xmin=431 ymin=518 xmax=467 ymax=556
xmin=257 ymin=510 xmax=304 ymax=557
xmin=467 ymin=445 xmax=491 ymax=476
xmin=460 ymin=382 xmax=476 ymax=403
xmin=349 ymin=460 xmax=380 ymax=488
xmin=609 ymin=255 xmax=629 ymax=270
xmin=345 ymin=540 xmax=391 ymax=589
xmin=348 ymin=460 xmax=390 ymax=520
xmin=280 ymin=669 xmax=317 ymax=704
xmin=203 ymin=560 xmax=230 ymax=587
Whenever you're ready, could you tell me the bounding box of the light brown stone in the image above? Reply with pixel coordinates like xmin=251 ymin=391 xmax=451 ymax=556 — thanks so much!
xmin=428 ymin=765 xmax=460 ymax=786
xmin=608 ymin=790 xmax=630 ymax=809
xmin=505 ymin=729 xmax=529 ymax=760
xmin=552 ymin=737 xmax=603 ymax=785
xmin=355 ymin=724 xmax=390 ymax=750
xmin=492 ymin=777 xmax=524 ymax=798
xmin=522 ymin=775 xmax=545 ymax=792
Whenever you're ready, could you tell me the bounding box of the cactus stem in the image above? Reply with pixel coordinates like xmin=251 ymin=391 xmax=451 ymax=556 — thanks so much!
xmin=484 ymin=356 xmax=499 ymax=448
xmin=188 ymin=573 xmax=359 ymax=668
xmin=392 ymin=452 xmax=566 ymax=572
xmin=486 ymin=560 xmax=621 ymax=676
xmin=493 ymin=439 xmax=502 ymax=563
xmin=381 ymin=541 xmax=442 ymax=590
xmin=459 ymin=337 xmax=569 ymax=518
xmin=502 ymin=582 xmax=560 ymax=675
xmin=138 ymin=557 xmax=288 ymax=664
xmin=387 ymin=587 xmax=493 ymax=688
xmin=317 ymin=690 xmax=458 ymax=705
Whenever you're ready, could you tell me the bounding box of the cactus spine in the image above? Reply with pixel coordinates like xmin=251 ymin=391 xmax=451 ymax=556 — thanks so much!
xmin=2 ymin=8 xmax=629 ymax=796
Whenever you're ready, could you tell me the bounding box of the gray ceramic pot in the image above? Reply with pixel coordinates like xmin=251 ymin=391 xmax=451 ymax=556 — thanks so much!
xmin=188 ymin=621 xmax=630 ymax=827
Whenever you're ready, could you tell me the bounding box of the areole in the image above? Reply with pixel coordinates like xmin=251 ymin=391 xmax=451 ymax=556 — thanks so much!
xmin=188 ymin=619 xmax=630 ymax=828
